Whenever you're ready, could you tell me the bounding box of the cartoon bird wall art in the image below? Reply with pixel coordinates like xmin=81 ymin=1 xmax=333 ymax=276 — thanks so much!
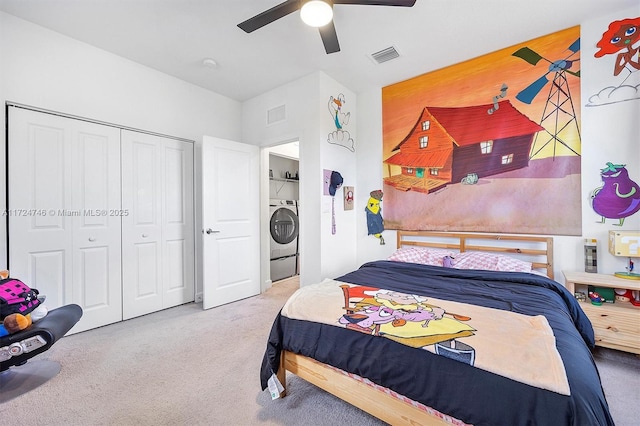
xmin=328 ymin=93 xmax=350 ymax=130
xmin=365 ymin=190 xmax=385 ymax=245
xmin=327 ymin=93 xmax=355 ymax=151
xmin=591 ymin=162 xmax=640 ymax=225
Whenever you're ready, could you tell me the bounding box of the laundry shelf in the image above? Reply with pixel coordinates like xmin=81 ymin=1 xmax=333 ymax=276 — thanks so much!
xmin=270 ymin=177 xmax=299 ymax=183
xmin=270 ymin=177 xmax=299 ymax=195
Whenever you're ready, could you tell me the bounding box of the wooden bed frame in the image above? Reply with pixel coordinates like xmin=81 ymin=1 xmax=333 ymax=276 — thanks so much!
xmin=276 ymin=231 xmax=555 ymax=425
xmin=395 ymin=230 xmax=554 ymax=279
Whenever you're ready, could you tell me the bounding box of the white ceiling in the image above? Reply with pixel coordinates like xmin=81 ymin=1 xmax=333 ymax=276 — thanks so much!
xmin=0 ymin=0 xmax=637 ymax=102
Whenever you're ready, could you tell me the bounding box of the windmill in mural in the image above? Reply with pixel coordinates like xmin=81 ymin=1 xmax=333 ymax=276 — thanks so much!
xmin=512 ymin=38 xmax=581 ymax=160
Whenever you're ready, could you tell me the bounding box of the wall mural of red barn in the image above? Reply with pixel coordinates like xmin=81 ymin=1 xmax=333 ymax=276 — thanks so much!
xmin=382 ymin=26 xmax=582 ymax=236
xmin=385 ymin=100 xmax=544 ymax=193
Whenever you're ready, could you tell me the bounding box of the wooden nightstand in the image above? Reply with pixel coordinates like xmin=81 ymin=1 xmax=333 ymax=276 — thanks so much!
xmin=563 ymin=271 xmax=640 ymax=354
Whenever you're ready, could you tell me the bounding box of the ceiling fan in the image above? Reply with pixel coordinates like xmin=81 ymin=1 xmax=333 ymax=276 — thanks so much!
xmin=238 ymin=0 xmax=417 ymax=54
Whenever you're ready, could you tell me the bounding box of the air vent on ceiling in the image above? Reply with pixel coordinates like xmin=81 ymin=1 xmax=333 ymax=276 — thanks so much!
xmin=370 ymin=46 xmax=400 ymax=64
xmin=267 ymin=104 xmax=287 ymax=125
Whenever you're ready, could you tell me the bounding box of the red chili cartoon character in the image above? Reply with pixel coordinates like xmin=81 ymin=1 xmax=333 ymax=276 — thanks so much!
xmin=594 ymin=17 xmax=640 ymax=77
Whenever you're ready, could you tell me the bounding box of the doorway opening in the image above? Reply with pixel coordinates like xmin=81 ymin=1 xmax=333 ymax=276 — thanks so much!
xmin=266 ymin=141 xmax=300 ymax=286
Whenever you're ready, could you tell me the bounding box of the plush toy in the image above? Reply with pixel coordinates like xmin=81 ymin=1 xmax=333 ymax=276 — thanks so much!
xmin=443 ymin=256 xmax=456 ymax=268
xmin=614 ymin=288 xmax=633 ymax=302
xmin=0 ymin=313 xmax=32 ymax=337
xmin=30 ymin=304 xmax=48 ymax=322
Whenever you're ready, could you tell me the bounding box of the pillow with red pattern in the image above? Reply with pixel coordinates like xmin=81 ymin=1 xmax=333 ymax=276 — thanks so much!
xmin=389 ymin=248 xmax=534 ymax=272
xmin=452 ymin=252 xmax=499 ymax=270
xmin=387 ymin=247 xmax=426 ymax=264
xmin=422 ymin=249 xmax=457 ymax=266
xmin=494 ymin=255 xmax=533 ymax=273
xmin=388 ymin=247 xmax=456 ymax=266
xmin=452 ymin=251 xmax=533 ymax=273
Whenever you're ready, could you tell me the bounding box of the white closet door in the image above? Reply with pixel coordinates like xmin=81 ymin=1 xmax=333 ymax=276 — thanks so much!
xmin=9 ymin=108 xmax=73 ymax=307
xmin=161 ymin=139 xmax=195 ymax=308
xmin=121 ymin=130 xmax=194 ymax=319
xmin=70 ymin=121 xmax=123 ymax=332
xmin=8 ymin=107 xmax=122 ymax=332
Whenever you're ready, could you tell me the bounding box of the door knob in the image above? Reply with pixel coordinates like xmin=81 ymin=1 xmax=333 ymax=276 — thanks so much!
xmin=88 ymin=237 xmax=96 ymax=242
xmin=205 ymin=228 xmax=220 ymax=234
xmin=141 ymin=233 xmax=149 ymax=238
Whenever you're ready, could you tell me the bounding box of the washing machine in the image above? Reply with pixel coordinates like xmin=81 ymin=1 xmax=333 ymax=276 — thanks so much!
xmin=269 ymin=199 xmax=299 ymax=282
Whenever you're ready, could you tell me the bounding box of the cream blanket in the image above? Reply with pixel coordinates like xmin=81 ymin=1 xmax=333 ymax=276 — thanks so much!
xmin=282 ymin=279 xmax=570 ymax=396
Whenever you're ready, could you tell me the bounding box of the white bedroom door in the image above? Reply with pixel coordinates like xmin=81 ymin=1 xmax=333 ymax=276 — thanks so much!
xmin=202 ymin=136 xmax=260 ymax=309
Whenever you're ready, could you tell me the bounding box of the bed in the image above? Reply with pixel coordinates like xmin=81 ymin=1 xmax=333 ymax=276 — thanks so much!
xmin=260 ymin=231 xmax=614 ymax=425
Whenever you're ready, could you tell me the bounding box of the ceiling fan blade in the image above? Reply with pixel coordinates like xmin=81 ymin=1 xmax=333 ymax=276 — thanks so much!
xmin=333 ymin=0 xmax=416 ymax=6
xmin=319 ymin=21 xmax=341 ymax=54
xmin=238 ymin=0 xmax=301 ymax=33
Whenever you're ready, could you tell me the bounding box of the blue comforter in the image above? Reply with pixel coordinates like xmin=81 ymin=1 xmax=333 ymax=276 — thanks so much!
xmin=260 ymin=261 xmax=614 ymax=426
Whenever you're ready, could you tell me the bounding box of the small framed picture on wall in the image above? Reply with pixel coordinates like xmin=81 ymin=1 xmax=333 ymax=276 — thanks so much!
xmin=344 ymin=186 xmax=354 ymax=210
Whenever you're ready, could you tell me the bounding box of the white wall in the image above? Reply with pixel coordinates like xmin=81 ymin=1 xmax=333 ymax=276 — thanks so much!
xmin=251 ymin=6 xmax=639 ymax=286
xmin=356 ymin=88 xmax=394 ymax=264
xmin=243 ymin=71 xmax=357 ymax=287
xmin=355 ymin=4 xmax=640 ymax=283
xmin=579 ymin=5 xmax=640 ymax=277
xmin=3 ymin=5 xmax=638 ymax=295
xmin=318 ymin=72 xmax=357 ymax=281
xmin=0 ymin=12 xmax=243 ymax=299
xmin=244 ymin=72 xmax=322 ymax=288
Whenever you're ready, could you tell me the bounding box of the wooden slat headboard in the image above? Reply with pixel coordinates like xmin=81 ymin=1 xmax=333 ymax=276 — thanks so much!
xmin=396 ymin=231 xmax=554 ymax=279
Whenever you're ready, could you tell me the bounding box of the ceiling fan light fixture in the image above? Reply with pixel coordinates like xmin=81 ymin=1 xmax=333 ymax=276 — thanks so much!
xmin=300 ymin=0 xmax=333 ymax=28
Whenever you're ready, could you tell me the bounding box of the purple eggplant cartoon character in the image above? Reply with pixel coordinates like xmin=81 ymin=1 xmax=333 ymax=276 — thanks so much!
xmin=591 ymin=162 xmax=640 ymax=225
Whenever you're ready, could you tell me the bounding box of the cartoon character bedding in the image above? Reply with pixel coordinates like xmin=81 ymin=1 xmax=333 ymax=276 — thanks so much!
xmin=260 ymin=260 xmax=614 ymax=426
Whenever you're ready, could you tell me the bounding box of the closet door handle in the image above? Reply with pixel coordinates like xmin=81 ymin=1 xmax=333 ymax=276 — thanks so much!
xmin=88 ymin=237 xmax=96 ymax=242
xmin=141 ymin=233 xmax=149 ymax=238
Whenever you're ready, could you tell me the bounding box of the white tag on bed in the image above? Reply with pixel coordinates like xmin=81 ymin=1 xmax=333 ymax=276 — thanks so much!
xmin=267 ymin=373 xmax=284 ymax=400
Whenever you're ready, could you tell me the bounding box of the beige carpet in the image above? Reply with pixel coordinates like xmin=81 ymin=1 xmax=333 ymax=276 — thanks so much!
xmin=0 ymin=275 xmax=637 ymax=425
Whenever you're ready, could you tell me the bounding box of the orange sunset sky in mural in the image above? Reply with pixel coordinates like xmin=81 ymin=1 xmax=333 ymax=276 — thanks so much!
xmin=382 ymin=26 xmax=581 ymax=164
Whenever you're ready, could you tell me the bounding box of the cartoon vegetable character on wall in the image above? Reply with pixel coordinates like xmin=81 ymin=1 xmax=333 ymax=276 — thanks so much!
xmin=365 ymin=190 xmax=385 ymax=245
xmin=591 ymin=162 xmax=640 ymax=225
